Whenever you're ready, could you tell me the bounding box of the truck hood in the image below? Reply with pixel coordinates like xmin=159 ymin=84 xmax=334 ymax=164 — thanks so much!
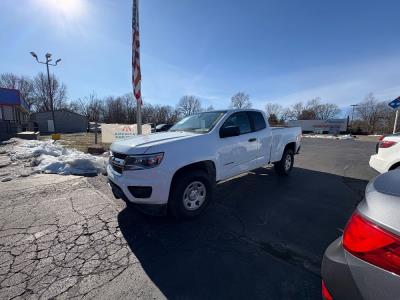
xmin=110 ymin=131 xmax=198 ymax=154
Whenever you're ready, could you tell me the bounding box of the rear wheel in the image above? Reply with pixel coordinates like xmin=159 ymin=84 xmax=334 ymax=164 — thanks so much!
xmin=168 ymin=170 xmax=213 ymax=218
xmin=274 ymin=148 xmax=294 ymax=176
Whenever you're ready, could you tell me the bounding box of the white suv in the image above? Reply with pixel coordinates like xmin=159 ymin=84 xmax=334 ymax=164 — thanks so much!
xmin=369 ymin=133 xmax=400 ymax=173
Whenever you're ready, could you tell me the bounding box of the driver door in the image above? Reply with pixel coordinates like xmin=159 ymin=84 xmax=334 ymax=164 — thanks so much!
xmin=218 ymin=112 xmax=258 ymax=180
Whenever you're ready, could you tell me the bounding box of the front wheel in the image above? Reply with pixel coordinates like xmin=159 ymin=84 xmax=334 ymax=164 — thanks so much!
xmin=274 ymin=148 xmax=294 ymax=176
xmin=168 ymin=170 xmax=213 ymax=218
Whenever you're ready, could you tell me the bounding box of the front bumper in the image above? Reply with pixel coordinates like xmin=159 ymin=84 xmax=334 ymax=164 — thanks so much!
xmin=369 ymin=154 xmax=389 ymax=174
xmin=107 ymin=164 xmax=172 ymax=206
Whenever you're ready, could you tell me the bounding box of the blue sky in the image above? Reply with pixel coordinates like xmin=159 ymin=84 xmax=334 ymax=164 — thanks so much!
xmin=1 ymin=0 xmax=400 ymax=112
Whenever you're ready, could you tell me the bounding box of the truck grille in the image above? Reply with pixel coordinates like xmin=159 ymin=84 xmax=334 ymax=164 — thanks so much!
xmin=111 ymin=163 xmax=123 ymax=174
xmin=112 ymin=152 xmax=127 ymax=160
xmin=110 ymin=152 xmax=127 ymax=174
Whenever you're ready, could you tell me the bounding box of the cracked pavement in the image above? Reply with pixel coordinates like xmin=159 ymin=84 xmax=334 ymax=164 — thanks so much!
xmin=0 ymin=138 xmax=379 ymax=299
xmin=0 ymin=174 xmax=163 ymax=299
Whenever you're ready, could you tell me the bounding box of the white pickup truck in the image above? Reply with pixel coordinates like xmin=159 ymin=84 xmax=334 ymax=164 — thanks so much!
xmin=108 ymin=109 xmax=302 ymax=218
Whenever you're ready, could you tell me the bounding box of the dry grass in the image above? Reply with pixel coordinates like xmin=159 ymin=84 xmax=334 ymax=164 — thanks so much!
xmin=39 ymin=133 xmax=111 ymax=153
xmin=354 ymin=135 xmax=381 ymax=143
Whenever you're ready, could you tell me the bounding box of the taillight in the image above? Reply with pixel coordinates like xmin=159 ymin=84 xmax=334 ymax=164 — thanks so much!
xmin=322 ymin=280 xmax=333 ymax=300
xmin=379 ymin=135 xmax=385 ymax=141
xmin=343 ymin=213 xmax=400 ymax=276
xmin=379 ymin=140 xmax=397 ymax=148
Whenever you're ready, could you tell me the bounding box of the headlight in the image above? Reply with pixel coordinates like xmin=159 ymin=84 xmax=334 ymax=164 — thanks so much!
xmin=124 ymin=153 xmax=164 ymax=170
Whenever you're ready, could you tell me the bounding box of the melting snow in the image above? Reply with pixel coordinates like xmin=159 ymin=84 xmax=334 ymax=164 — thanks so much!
xmin=303 ymin=134 xmax=355 ymax=140
xmin=5 ymin=138 xmax=107 ymax=176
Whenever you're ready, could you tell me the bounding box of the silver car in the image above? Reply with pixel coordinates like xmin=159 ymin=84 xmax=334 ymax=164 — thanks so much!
xmin=322 ymin=170 xmax=400 ymax=300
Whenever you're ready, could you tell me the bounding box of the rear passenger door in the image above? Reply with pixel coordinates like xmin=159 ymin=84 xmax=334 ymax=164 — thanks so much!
xmin=248 ymin=111 xmax=272 ymax=166
xmin=218 ymin=112 xmax=259 ymax=180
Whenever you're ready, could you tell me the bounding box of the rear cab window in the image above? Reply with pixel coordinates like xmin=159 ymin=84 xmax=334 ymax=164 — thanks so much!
xmin=248 ymin=111 xmax=267 ymax=131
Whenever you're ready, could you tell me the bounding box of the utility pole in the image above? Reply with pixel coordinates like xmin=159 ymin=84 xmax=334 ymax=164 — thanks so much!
xmin=394 ymin=110 xmax=399 ymax=134
xmin=30 ymin=52 xmax=61 ymax=133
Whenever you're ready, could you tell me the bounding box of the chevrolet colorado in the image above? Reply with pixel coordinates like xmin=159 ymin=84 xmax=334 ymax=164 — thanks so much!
xmin=108 ymin=109 xmax=301 ymax=218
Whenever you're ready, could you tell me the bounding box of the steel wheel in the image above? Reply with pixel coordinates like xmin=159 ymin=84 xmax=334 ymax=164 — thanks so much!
xmin=284 ymin=154 xmax=292 ymax=172
xmin=182 ymin=181 xmax=206 ymax=211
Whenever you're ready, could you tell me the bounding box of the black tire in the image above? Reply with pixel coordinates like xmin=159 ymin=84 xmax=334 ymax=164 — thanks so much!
xmin=168 ymin=170 xmax=213 ymax=219
xmin=274 ymin=148 xmax=294 ymax=176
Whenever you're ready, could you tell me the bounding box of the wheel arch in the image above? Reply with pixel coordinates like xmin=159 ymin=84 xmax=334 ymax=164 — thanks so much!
xmin=169 ymin=160 xmax=216 ymax=201
xmin=389 ymin=161 xmax=400 ymax=171
xmin=285 ymin=142 xmax=296 ymax=153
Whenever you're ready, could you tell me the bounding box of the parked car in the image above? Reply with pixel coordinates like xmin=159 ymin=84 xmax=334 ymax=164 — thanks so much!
xmin=107 ymin=109 xmax=302 ymax=218
xmin=374 ymin=133 xmax=400 ymax=153
xmin=88 ymin=122 xmax=101 ymax=133
xmin=322 ymin=170 xmax=400 ymax=300
xmin=155 ymin=124 xmax=173 ymax=132
xmin=370 ymin=134 xmax=400 ymax=173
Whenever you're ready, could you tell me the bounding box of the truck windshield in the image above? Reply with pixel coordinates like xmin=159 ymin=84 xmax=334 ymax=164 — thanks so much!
xmin=170 ymin=111 xmax=226 ymax=133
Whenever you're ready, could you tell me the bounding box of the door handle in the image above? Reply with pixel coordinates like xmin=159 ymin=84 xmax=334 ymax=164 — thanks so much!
xmin=248 ymin=138 xmax=257 ymax=142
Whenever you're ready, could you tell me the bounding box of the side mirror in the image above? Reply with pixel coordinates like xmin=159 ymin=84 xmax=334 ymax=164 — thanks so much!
xmin=220 ymin=125 xmax=240 ymax=138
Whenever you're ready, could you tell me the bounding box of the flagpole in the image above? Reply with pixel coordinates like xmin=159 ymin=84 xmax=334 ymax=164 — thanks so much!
xmin=134 ymin=0 xmax=142 ymax=135
xmin=137 ymin=99 xmax=142 ymax=135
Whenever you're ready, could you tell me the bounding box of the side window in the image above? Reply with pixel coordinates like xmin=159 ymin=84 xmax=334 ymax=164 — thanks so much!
xmin=249 ymin=111 xmax=267 ymax=131
xmin=221 ymin=112 xmax=252 ymax=135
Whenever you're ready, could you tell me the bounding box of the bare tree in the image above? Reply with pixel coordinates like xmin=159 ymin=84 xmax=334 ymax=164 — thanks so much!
xmin=355 ymin=93 xmax=396 ymax=134
xmin=32 ymin=72 xmax=67 ymax=112
xmin=265 ymin=103 xmax=283 ymax=118
xmin=0 ymin=73 xmax=19 ymax=88
xmin=298 ymin=109 xmax=317 ymax=120
xmin=268 ymin=113 xmax=279 ymax=126
xmin=290 ymin=102 xmax=305 ymax=119
xmin=121 ymin=93 xmax=136 ymax=123
xmin=305 ymin=98 xmax=340 ymax=119
xmin=283 ymin=99 xmax=339 ymax=120
xmin=205 ymin=105 xmax=215 ymax=112
xmin=72 ymin=93 xmax=104 ymax=122
xmin=0 ymin=73 xmax=35 ymax=110
xmin=356 ymin=93 xmax=382 ymax=133
xmin=230 ymin=92 xmax=252 ymax=109
xmin=318 ymin=103 xmax=340 ymax=119
xmin=177 ymin=95 xmax=202 ymax=116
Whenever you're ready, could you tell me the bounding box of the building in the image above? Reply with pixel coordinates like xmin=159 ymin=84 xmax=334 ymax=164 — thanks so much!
xmin=0 ymin=88 xmax=30 ymax=141
xmin=31 ymin=110 xmax=88 ymax=134
xmin=288 ymin=119 xmax=348 ymax=134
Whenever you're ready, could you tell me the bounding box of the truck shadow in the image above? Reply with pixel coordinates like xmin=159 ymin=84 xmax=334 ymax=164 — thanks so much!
xmin=117 ymin=167 xmax=368 ymax=299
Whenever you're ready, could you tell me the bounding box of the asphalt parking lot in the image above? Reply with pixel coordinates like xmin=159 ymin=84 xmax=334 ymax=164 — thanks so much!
xmin=0 ymin=138 xmax=378 ymax=299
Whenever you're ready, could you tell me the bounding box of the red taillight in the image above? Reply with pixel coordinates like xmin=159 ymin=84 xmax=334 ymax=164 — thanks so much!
xmin=379 ymin=135 xmax=385 ymax=141
xmin=322 ymin=280 xmax=333 ymax=300
xmin=343 ymin=213 xmax=400 ymax=276
xmin=379 ymin=140 xmax=397 ymax=148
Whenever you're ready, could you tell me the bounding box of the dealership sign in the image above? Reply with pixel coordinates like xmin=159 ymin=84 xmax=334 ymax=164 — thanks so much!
xmin=101 ymin=124 xmax=151 ymax=143
xmin=388 ymin=97 xmax=400 ymax=110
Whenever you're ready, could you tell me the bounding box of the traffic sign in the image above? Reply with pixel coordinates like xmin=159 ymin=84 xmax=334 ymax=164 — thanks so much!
xmin=389 ymin=97 xmax=400 ymax=110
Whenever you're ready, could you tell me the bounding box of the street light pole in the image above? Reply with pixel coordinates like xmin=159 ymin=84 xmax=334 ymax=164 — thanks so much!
xmin=30 ymin=52 xmax=61 ymax=133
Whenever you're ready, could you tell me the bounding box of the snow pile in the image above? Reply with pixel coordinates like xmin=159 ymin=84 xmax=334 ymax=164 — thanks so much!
xmin=7 ymin=139 xmax=107 ymax=175
xmin=303 ymin=134 xmax=355 ymax=140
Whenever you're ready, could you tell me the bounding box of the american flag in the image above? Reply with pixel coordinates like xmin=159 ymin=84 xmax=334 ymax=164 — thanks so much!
xmin=132 ymin=0 xmax=142 ymax=105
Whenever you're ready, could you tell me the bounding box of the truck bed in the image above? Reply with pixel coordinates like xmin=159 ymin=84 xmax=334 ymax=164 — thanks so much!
xmin=270 ymin=126 xmax=301 ymax=162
